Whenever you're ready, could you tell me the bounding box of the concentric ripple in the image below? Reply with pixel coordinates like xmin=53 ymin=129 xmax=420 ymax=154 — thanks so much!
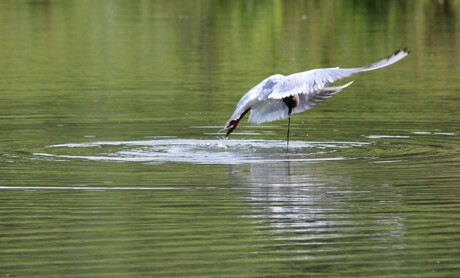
xmin=362 ymin=132 xmax=458 ymax=164
xmin=33 ymin=139 xmax=370 ymax=165
xmin=28 ymin=131 xmax=458 ymax=165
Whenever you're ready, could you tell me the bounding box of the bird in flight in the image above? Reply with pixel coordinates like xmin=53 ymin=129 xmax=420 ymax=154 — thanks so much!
xmin=224 ymin=48 xmax=410 ymax=149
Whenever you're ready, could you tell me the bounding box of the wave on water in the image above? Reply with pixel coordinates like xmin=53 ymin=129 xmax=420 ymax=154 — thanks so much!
xmin=33 ymin=139 xmax=370 ymax=165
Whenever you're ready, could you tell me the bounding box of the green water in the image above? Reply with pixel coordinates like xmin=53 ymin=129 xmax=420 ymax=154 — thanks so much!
xmin=1 ymin=0 xmax=460 ymax=277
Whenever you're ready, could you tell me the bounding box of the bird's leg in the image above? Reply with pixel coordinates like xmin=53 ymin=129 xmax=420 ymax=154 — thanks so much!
xmin=287 ymin=113 xmax=291 ymax=151
xmin=226 ymin=108 xmax=250 ymax=137
xmin=282 ymin=94 xmax=299 ymax=151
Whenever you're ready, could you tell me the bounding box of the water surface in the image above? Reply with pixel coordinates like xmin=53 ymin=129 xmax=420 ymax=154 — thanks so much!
xmin=1 ymin=1 xmax=459 ymax=277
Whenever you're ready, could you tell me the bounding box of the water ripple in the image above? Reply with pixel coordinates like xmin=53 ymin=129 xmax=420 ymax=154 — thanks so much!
xmin=32 ymin=139 xmax=370 ymax=165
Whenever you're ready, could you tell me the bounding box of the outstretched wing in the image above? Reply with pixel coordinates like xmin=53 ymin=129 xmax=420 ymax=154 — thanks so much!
xmin=248 ymin=81 xmax=354 ymax=124
xmin=292 ymin=81 xmax=353 ymax=115
xmin=225 ymin=74 xmax=284 ymax=127
xmin=268 ymin=49 xmax=409 ymax=100
xmin=248 ymin=99 xmax=287 ymax=124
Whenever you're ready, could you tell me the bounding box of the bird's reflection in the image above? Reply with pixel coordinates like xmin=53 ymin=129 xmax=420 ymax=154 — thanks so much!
xmin=230 ymin=160 xmax=340 ymax=231
xmin=230 ymin=160 xmax=406 ymax=245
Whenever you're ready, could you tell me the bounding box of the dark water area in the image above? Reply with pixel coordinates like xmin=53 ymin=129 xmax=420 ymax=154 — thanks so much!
xmin=1 ymin=1 xmax=459 ymax=277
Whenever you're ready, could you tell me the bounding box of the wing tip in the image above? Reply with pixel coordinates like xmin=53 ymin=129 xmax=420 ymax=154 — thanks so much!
xmin=397 ymin=47 xmax=410 ymax=54
xmin=392 ymin=47 xmax=411 ymax=58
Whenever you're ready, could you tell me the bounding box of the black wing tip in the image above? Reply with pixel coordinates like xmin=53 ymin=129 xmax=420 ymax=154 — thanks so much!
xmin=394 ymin=47 xmax=410 ymax=55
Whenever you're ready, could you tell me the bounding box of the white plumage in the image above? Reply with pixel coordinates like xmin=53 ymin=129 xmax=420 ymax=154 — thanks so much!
xmin=224 ymin=49 xmax=410 ymax=141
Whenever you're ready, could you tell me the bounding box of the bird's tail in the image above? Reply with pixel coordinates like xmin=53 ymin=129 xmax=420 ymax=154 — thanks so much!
xmin=360 ymin=48 xmax=410 ymax=72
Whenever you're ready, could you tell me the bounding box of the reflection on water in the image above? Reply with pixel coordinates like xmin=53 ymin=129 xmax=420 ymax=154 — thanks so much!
xmin=232 ymin=160 xmax=406 ymax=235
xmin=231 ymin=157 xmax=458 ymax=273
xmin=234 ymin=161 xmax=341 ymax=234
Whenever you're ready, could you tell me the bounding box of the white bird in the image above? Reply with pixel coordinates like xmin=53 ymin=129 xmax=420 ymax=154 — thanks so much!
xmin=224 ymin=48 xmax=410 ymax=149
